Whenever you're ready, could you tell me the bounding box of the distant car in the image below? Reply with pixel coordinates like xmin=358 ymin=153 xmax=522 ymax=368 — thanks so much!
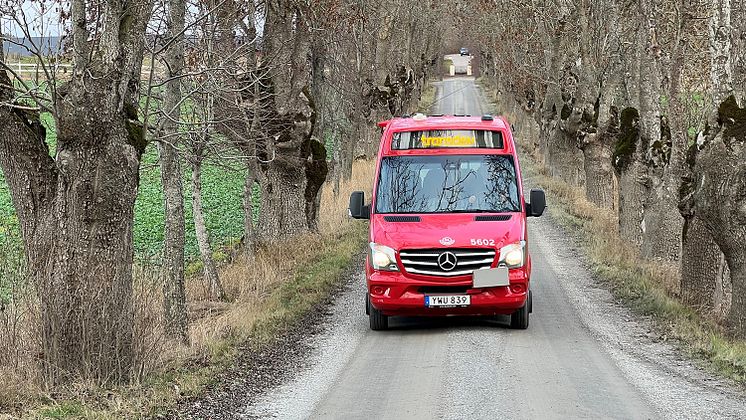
xmin=460 ymin=47 xmax=469 ymax=56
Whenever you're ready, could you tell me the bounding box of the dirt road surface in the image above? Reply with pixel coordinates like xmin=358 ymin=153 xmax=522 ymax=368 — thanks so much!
xmin=238 ymin=78 xmax=745 ymax=420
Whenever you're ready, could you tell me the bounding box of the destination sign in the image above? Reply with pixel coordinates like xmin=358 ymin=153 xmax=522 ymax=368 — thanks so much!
xmin=392 ymin=130 xmax=504 ymax=150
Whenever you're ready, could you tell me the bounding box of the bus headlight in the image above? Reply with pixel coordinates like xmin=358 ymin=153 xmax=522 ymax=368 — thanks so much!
xmin=499 ymin=241 xmax=526 ymax=268
xmin=370 ymin=243 xmax=399 ymax=271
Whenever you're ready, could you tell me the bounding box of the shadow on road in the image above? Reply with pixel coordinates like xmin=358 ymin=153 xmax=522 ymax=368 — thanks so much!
xmin=384 ymin=314 xmax=512 ymax=331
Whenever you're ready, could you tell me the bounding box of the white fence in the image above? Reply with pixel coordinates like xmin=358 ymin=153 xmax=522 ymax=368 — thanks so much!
xmin=7 ymin=62 xmax=73 ymax=75
xmin=6 ymin=62 xmax=157 ymax=80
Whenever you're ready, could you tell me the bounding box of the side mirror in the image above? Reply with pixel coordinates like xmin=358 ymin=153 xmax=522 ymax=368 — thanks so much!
xmin=527 ymin=189 xmax=546 ymax=217
xmin=349 ymin=191 xmax=370 ymax=220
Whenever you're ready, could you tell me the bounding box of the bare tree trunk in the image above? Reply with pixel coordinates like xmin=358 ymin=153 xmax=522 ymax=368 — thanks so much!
xmin=574 ymin=0 xmax=619 ymax=209
xmin=549 ymin=125 xmax=585 ymax=187
xmin=693 ymin=117 xmax=746 ymax=334
xmin=375 ymin=11 xmax=393 ymax=83
xmin=159 ymin=145 xmax=188 ymax=342
xmin=304 ymin=139 xmax=329 ymax=232
xmin=714 ymin=256 xmax=733 ymax=323
xmin=196 ymin=0 xmax=260 ymax=252
xmin=258 ymin=162 xmax=310 ymax=241
xmin=641 ymin=173 xmax=684 ymax=262
xmin=538 ymin=21 xmax=564 ymax=168
xmin=690 ymin=0 xmax=746 ymax=336
xmin=1 ymin=79 xmax=140 ymax=386
xmin=192 ymin=159 xmax=225 ymax=301
xmin=243 ymin=165 xmax=258 ymax=252
xmin=733 ymin=0 xmax=746 ymax=86
xmin=676 ymin=4 xmax=731 ymax=319
xmin=159 ymin=0 xmax=189 ymax=344
xmin=581 ymin=131 xmax=617 ymax=209
xmin=578 ymin=91 xmax=618 ymax=208
xmin=257 ymin=0 xmax=328 ymax=241
xmin=640 ymin=117 xmax=684 ymax=262
xmin=546 ymin=4 xmax=584 ymax=188
xmin=639 ymin=0 xmax=686 ymax=263
xmin=613 ymin=106 xmax=646 ymax=247
xmin=0 ymin=2 xmax=151 ymax=384
xmin=680 ymin=218 xmax=727 ymax=311
xmin=536 ymin=1 xmax=577 ymax=180
xmin=680 ymin=156 xmax=731 ymax=322
xmin=633 ymin=0 xmax=676 ymax=261
xmin=50 ymin=113 xmax=140 ymax=385
xmin=614 ymin=9 xmax=657 ymax=250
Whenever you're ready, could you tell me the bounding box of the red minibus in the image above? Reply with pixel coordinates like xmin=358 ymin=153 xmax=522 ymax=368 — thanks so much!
xmin=349 ymin=113 xmax=546 ymax=330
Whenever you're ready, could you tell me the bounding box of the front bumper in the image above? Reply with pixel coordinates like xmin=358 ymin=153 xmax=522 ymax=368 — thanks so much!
xmin=367 ymin=269 xmax=529 ymax=317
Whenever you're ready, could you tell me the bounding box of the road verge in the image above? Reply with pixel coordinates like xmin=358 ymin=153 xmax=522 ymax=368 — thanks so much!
xmin=519 ymin=150 xmax=746 ymax=384
xmin=474 ymin=76 xmax=746 ymax=384
xmin=10 ymin=163 xmax=371 ymax=419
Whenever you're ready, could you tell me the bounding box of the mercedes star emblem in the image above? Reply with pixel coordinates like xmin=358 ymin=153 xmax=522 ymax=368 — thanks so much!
xmin=437 ymin=251 xmax=458 ymax=271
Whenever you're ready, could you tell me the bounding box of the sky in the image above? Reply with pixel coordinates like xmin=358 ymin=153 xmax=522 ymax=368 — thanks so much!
xmin=2 ymin=0 xmax=265 ymax=57
xmin=2 ymin=1 xmax=63 ymax=38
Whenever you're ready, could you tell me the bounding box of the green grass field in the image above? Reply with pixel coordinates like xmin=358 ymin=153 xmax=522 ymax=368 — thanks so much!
xmin=133 ymin=143 xmax=246 ymax=260
xmin=0 ymin=125 xmax=247 ymax=264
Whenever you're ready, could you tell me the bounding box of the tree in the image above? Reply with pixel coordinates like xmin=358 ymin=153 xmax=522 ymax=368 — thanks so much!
xmin=0 ymin=0 xmax=153 ymax=384
xmin=672 ymin=0 xmax=730 ymax=317
xmin=253 ymin=0 xmax=321 ymax=240
xmin=564 ymin=0 xmax=622 ymax=209
xmin=188 ymin=143 xmax=225 ymax=300
xmin=157 ymin=0 xmax=190 ymax=344
xmin=467 ymin=0 xmax=744 ymax=334
xmin=689 ymin=0 xmax=746 ymax=335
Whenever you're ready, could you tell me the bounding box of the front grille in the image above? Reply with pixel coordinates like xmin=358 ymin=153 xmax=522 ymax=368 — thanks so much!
xmin=399 ymin=248 xmax=496 ymax=277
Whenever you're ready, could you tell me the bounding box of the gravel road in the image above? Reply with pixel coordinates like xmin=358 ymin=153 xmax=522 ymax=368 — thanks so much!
xmin=236 ymin=78 xmax=746 ymax=419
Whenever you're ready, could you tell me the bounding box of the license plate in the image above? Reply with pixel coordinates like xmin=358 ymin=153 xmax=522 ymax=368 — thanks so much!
xmin=425 ymin=295 xmax=471 ymax=308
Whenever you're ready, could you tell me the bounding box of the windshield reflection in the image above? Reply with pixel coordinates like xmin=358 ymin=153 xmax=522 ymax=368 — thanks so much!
xmin=375 ymin=155 xmax=520 ymax=214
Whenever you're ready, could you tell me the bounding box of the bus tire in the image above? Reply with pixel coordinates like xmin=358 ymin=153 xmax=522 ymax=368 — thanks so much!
xmin=510 ymin=292 xmax=530 ymax=329
xmin=368 ymin=300 xmax=389 ymax=331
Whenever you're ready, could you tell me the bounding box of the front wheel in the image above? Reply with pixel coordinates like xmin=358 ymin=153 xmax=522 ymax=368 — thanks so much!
xmin=368 ymin=297 xmax=389 ymax=331
xmin=510 ymin=291 xmax=531 ymax=329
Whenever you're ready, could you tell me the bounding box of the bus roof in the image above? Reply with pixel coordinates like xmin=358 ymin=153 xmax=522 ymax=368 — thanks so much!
xmin=382 ymin=115 xmax=510 ymax=132
xmin=377 ymin=114 xmax=516 ymax=156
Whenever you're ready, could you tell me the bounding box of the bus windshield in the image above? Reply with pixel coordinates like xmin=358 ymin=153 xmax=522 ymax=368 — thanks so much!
xmin=375 ymin=155 xmax=520 ymax=214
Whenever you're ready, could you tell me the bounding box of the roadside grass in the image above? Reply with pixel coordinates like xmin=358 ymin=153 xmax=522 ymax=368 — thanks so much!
xmin=4 ymin=160 xmax=373 ymax=419
xmin=417 ymin=80 xmax=438 ymax=113
xmin=518 ymin=149 xmax=746 ymax=384
xmin=443 ymin=59 xmax=454 ymax=75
